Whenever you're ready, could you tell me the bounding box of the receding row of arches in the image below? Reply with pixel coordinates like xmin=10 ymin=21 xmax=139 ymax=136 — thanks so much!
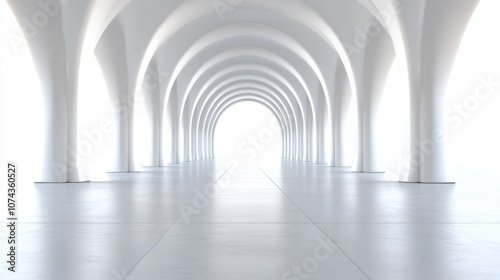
xmin=3 ymin=0 xmax=497 ymax=184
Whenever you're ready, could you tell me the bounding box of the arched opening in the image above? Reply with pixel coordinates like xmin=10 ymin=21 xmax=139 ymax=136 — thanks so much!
xmin=0 ymin=1 xmax=43 ymax=183
xmin=213 ymin=101 xmax=283 ymax=163
xmin=445 ymin=0 xmax=500 ymax=183
xmin=380 ymin=60 xmax=404 ymax=180
xmin=77 ymin=53 xmax=114 ymax=180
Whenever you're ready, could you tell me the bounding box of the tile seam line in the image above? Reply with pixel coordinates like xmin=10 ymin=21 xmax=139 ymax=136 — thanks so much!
xmin=7 ymin=221 xmax=500 ymax=223
xmin=124 ymin=167 xmax=231 ymax=278
xmin=439 ymin=227 xmax=500 ymax=252
xmin=258 ymin=166 xmax=372 ymax=280
xmin=9 ymin=221 xmax=500 ymax=225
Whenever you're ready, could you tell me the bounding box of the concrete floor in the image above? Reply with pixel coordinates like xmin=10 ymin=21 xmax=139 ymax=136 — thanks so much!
xmin=1 ymin=159 xmax=500 ymax=279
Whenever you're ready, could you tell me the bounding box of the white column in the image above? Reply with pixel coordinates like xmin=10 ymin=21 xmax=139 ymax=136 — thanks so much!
xmin=386 ymin=0 xmax=480 ymax=182
xmin=334 ymin=65 xmax=352 ymax=167
xmin=362 ymin=31 xmax=395 ymax=172
xmin=164 ymin=82 xmax=180 ymax=164
xmin=142 ymin=58 xmax=162 ymax=166
xmin=418 ymin=0 xmax=479 ymax=183
xmin=305 ymin=101 xmax=314 ymax=162
xmin=316 ymin=86 xmax=329 ymax=164
xmin=95 ymin=20 xmax=132 ymax=172
xmin=182 ymin=106 xmax=191 ymax=162
xmin=7 ymin=0 xmax=91 ymax=182
xmin=350 ymin=57 xmax=366 ymax=173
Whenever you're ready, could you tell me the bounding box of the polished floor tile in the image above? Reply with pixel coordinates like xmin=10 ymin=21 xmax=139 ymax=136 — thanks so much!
xmin=1 ymin=159 xmax=499 ymax=279
xmin=131 ymin=223 xmax=366 ymax=280
xmin=317 ymin=223 xmax=500 ymax=280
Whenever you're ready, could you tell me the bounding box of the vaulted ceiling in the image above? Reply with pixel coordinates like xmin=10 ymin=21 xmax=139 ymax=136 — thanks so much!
xmin=6 ymin=0 xmax=480 ymax=183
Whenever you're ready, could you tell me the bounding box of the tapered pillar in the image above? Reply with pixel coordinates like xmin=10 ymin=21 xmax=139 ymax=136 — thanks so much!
xmin=164 ymin=82 xmax=181 ymax=164
xmin=334 ymin=65 xmax=353 ymax=167
xmin=294 ymin=111 xmax=302 ymax=160
xmin=418 ymin=0 xmax=479 ymax=183
xmin=316 ymin=86 xmax=329 ymax=164
xmin=182 ymin=104 xmax=192 ymax=162
xmin=95 ymin=19 xmax=135 ymax=172
xmin=305 ymin=101 xmax=314 ymax=162
xmin=350 ymin=53 xmax=366 ymax=173
xmin=362 ymin=31 xmax=395 ymax=172
xmin=142 ymin=58 xmax=162 ymax=166
xmin=7 ymin=0 xmax=92 ymax=182
xmin=385 ymin=0 xmax=480 ymax=182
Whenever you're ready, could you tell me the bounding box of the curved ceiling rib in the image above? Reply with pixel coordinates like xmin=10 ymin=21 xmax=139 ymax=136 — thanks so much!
xmin=189 ymin=71 xmax=307 ymax=148
xmin=7 ymin=0 xmax=472 ymax=184
xmin=184 ymin=54 xmax=314 ymax=138
xmin=195 ymin=81 xmax=302 ymax=159
xmin=182 ymin=43 xmax=320 ymax=118
xmin=200 ymin=89 xmax=296 ymax=156
xmin=197 ymin=84 xmax=297 ymax=143
xmin=202 ymin=95 xmax=291 ymax=159
xmin=110 ymin=0 xmax=376 ymax=166
xmin=135 ymin=1 xmax=354 ymax=110
xmin=182 ymin=67 xmax=308 ymax=161
xmin=160 ymin=22 xmax=330 ymax=127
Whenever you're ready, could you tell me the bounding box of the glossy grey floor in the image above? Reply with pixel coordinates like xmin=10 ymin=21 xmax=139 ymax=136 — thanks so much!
xmin=1 ymin=159 xmax=500 ymax=280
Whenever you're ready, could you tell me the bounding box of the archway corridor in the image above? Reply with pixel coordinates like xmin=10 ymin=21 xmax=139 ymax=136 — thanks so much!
xmin=1 ymin=0 xmax=500 ymax=279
